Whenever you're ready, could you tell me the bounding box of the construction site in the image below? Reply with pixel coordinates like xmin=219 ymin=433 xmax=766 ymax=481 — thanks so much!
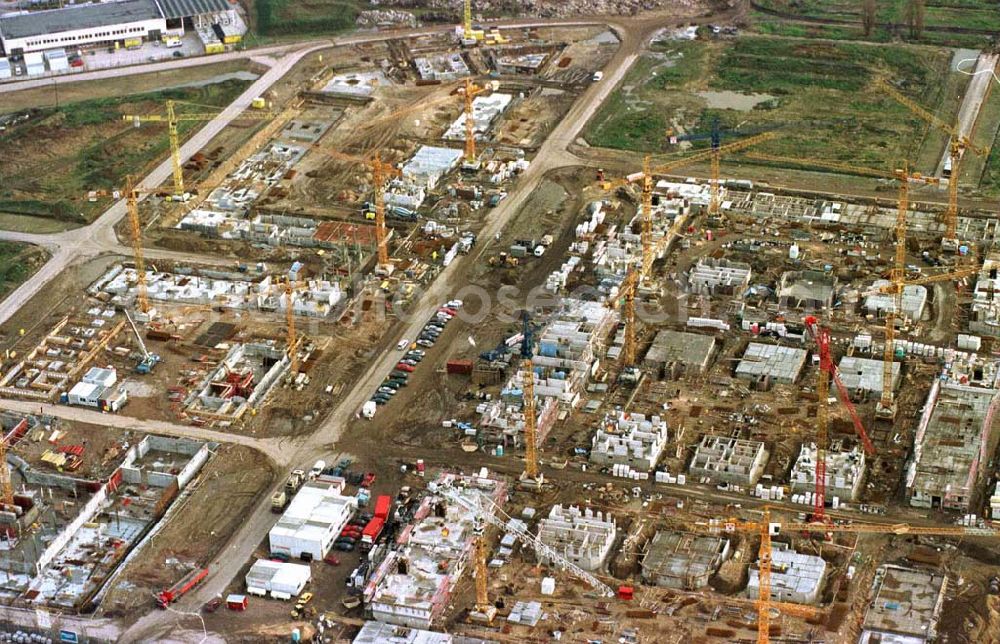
xmin=2 ymin=0 xmax=1000 ymax=642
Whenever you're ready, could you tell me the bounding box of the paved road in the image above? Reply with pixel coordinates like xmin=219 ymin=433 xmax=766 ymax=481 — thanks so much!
xmin=939 ymin=51 xmax=1000 ymax=176
xmin=0 ymin=8 xmax=736 ymax=640
xmin=0 ymin=398 xmax=292 ymax=459
xmin=0 ymin=42 xmax=330 ymax=328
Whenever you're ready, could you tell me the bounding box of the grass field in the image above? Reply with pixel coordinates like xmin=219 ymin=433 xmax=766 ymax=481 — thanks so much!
xmin=751 ymin=0 xmax=1000 ymax=47
xmin=584 ymin=35 xmax=961 ymax=173
xmin=0 ymin=243 xmax=47 ymax=302
xmin=253 ymin=0 xmax=364 ymax=38
xmin=0 ymin=79 xmax=251 ymax=225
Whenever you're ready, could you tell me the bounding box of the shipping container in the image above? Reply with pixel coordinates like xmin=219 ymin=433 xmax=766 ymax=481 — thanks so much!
xmin=446 ymin=359 xmax=474 ymax=375
xmin=373 ymin=495 xmax=391 ymax=520
xmin=361 ymin=517 xmax=385 ymax=546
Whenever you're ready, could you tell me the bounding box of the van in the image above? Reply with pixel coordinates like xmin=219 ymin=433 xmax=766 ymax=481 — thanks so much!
xmin=310 ymin=460 xmax=326 ymax=479
xmin=592 ymin=71 xmax=604 ymax=82
xmin=533 ymin=245 xmax=546 ymax=257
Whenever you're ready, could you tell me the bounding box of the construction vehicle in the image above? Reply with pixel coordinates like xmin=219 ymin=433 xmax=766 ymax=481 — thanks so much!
xmin=270 ymin=489 xmax=288 ymax=513
xmin=702 ymin=510 xmax=1000 ymax=644
xmin=460 ymin=0 xmax=484 ymax=45
xmin=803 ymin=315 xmax=875 ymax=523
xmin=666 ymin=119 xmax=779 ymax=215
xmin=874 ymin=78 xmax=988 ymax=250
xmin=122 ymin=100 xmax=274 ymax=199
xmin=157 ymin=567 xmax=209 ymax=608
xmin=123 ymin=307 xmax=161 ymax=374
xmin=440 ymin=482 xmax=615 ymax=598
xmin=285 ymin=469 xmax=305 ymax=495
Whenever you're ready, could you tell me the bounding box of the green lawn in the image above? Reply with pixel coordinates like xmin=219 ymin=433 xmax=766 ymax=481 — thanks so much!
xmin=751 ymin=0 xmax=1000 ymax=47
xmin=0 ymin=242 xmax=47 ymax=301
xmin=584 ymin=35 xmax=961 ymax=172
xmin=254 ymin=0 xmax=364 ymax=38
xmin=0 ymin=79 xmax=252 ymax=225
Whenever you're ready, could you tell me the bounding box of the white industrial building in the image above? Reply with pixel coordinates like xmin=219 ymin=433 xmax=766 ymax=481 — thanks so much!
xmin=269 ymin=479 xmax=356 ymax=561
xmin=747 ymin=543 xmax=826 ymax=604
xmin=245 ymin=559 xmax=311 ymax=600
xmin=536 ymin=505 xmax=617 ymax=572
xmin=0 ymin=0 xmax=240 ymax=57
xmin=0 ymin=0 xmax=164 ymax=56
xmin=590 ymin=411 xmax=669 ymax=472
xmin=66 ymin=366 xmax=128 ymax=412
xmin=790 ymin=442 xmax=866 ymax=501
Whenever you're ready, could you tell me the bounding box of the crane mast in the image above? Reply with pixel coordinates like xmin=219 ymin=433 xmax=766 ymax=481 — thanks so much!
xmin=440 ymin=484 xmax=615 ymax=597
xmin=640 ymin=155 xmax=654 ymax=278
xmin=520 ymin=311 xmax=540 ymax=482
xmin=370 ymin=152 xmax=400 ymax=273
xmin=123 ymin=99 xmax=273 ymax=198
xmin=125 ymin=175 xmax=150 ymax=315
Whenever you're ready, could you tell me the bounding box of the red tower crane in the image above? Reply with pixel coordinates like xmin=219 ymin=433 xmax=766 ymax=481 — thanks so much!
xmin=803 ymin=316 xmax=875 ymax=522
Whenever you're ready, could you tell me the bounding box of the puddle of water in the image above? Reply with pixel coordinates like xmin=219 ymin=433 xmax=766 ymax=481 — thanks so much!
xmin=160 ymin=71 xmax=260 ymax=91
xmin=696 ymin=90 xmax=776 ymax=111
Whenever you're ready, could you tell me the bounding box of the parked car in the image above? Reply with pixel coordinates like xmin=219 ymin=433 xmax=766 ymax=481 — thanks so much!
xmin=386 ymin=378 xmax=408 ymax=388
xmin=446 ymin=300 xmax=464 ymax=309
xmin=408 ymin=349 xmax=426 ymax=357
xmin=404 ymin=353 xmax=423 ymax=362
xmin=324 ymin=554 xmax=341 ymax=566
xmin=361 ymin=472 xmax=376 ymax=488
xmin=371 ymin=397 xmax=387 ymax=406
xmin=399 ymin=359 xmax=418 ymax=367
xmin=395 ymin=363 xmax=415 ymax=373
xmin=390 ymin=370 xmax=410 ymax=379
xmin=417 ymin=339 xmax=435 ymax=348
xmin=203 ymin=597 xmax=223 ymax=613
xmin=439 ymin=307 xmax=458 ymax=316
xmin=381 ymin=380 xmax=401 ymax=390
xmin=335 ymin=541 xmax=355 ymax=552
xmin=377 ymin=387 xmax=396 ymax=395
xmin=336 ymin=536 xmax=357 ymax=546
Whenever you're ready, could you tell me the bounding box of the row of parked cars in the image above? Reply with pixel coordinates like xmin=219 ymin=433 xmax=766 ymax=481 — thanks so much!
xmin=368 ymin=300 xmax=463 ymax=408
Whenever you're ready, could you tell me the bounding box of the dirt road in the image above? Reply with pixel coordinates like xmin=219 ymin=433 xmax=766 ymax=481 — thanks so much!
xmin=939 ymin=52 xmax=999 ymax=176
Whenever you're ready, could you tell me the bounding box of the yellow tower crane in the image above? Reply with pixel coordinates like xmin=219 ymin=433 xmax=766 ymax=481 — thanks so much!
xmin=124 ymin=175 xmax=150 ymax=315
xmin=470 ymin=518 xmax=497 ymax=622
xmin=464 ymin=0 xmax=473 ymax=41
xmin=122 ymin=99 xmax=274 ymax=198
xmin=281 ymin=278 xmax=301 ymax=374
xmin=746 ymin=152 xmax=981 ymax=418
xmin=313 ymin=148 xmax=401 ymax=274
xmin=874 ymin=77 xmax=988 ymax=250
xmin=867 ymin=164 xmax=980 ymax=418
xmin=463 ymin=78 xmax=491 ymax=165
xmin=602 ymin=132 xmax=777 ymax=280
xmin=702 ymin=510 xmax=1000 ymax=644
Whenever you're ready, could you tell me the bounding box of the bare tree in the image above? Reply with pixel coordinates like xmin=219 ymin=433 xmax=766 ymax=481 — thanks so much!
xmin=862 ymin=0 xmax=877 ymax=37
xmin=906 ymin=0 xmax=925 ymax=39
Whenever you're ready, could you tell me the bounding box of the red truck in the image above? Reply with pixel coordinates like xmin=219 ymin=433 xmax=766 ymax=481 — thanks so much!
xmin=361 ymin=517 xmax=385 ymax=548
xmin=157 ymin=568 xmax=208 ymax=608
xmin=373 ymin=495 xmax=391 ymax=520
